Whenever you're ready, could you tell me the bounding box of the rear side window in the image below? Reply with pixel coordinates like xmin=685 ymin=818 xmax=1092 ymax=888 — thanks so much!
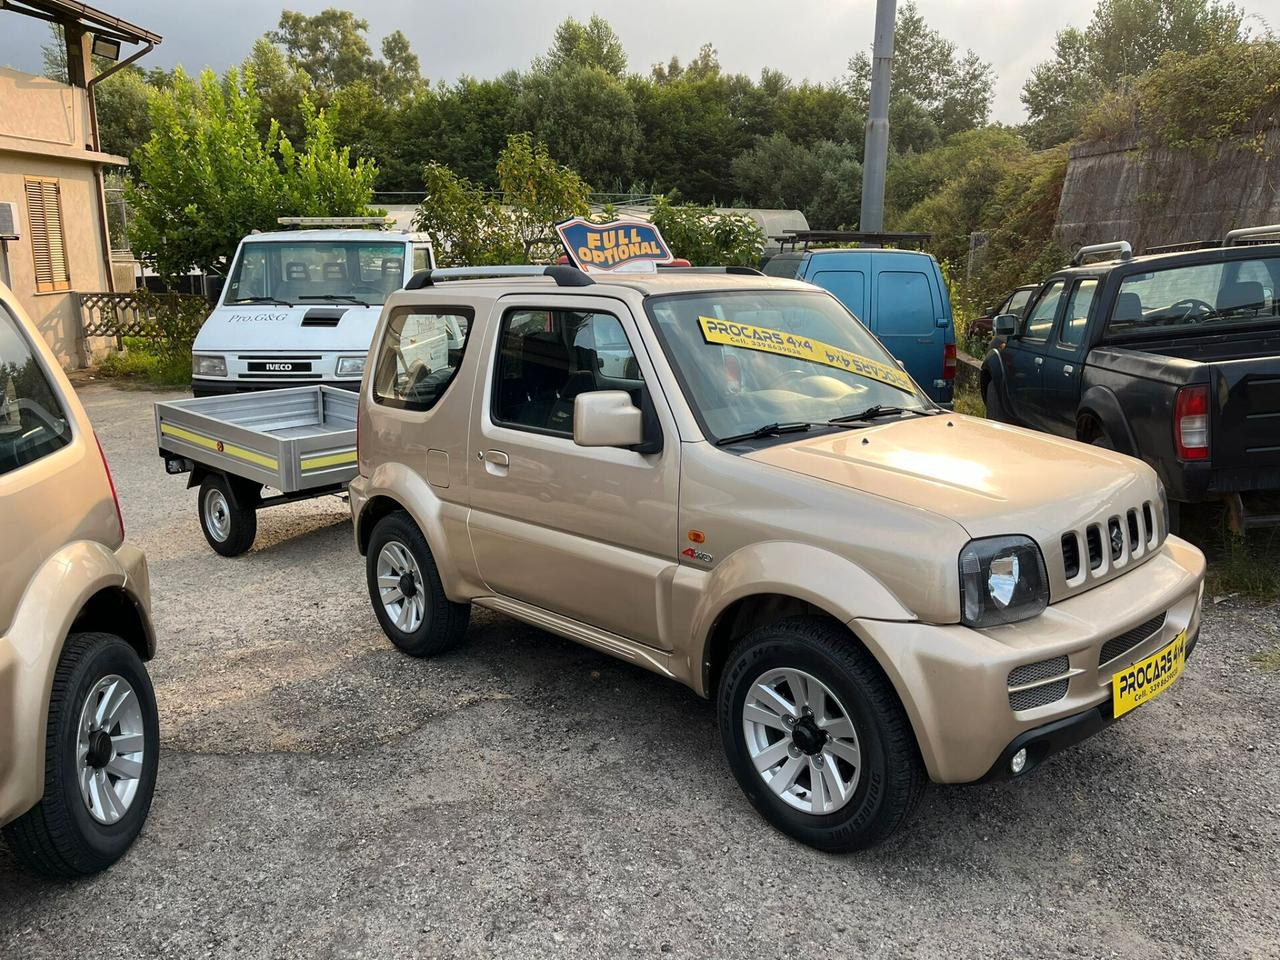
xmin=371 ymin=306 xmax=473 ymax=411
xmin=0 ymin=303 xmax=72 ymax=476
xmin=1058 ymin=279 xmax=1099 ymax=348
xmin=877 ymin=271 xmax=935 ymax=334
xmin=1108 ymin=256 xmax=1280 ymax=337
xmin=493 ymin=309 xmax=642 ymax=437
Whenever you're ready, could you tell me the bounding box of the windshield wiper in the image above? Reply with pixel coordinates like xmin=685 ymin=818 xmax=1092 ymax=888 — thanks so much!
xmin=828 ymin=405 xmax=935 ymax=425
xmin=234 ymin=295 xmax=293 ymax=306
xmin=298 ymin=294 xmax=370 ymax=306
xmin=714 ymin=421 xmax=813 ymax=446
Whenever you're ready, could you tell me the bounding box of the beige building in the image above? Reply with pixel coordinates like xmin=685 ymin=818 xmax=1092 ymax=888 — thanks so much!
xmin=0 ymin=0 xmax=160 ymax=367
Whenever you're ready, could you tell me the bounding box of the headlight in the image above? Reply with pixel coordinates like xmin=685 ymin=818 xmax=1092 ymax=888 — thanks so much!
xmin=192 ymin=354 xmax=227 ymax=377
xmin=959 ymin=535 xmax=1048 ymax=628
xmin=336 ymin=356 xmax=366 ymax=378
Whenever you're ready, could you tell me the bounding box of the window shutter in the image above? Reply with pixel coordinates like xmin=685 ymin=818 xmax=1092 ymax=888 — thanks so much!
xmin=24 ymin=178 xmax=70 ymax=293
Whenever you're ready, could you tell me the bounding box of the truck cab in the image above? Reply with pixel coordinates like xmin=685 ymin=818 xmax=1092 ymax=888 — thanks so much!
xmin=191 ymin=226 xmax=435 ymax=396
xmin=763 ymin=247 xmax=956 ymax=405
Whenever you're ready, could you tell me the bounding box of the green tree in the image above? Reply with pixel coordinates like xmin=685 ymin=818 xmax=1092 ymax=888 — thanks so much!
xmin=651 ymin=43 xmax=721 ymax=84
xmin=521 ymin=65 xmax=640 ymax=189
xmin=265 ymin=8 xmax=421 ymax=101
xmin=413 ymin=133 xmax=590 ymax=266
xmin=846 ymin=1 xmax=994 ymax=154
xmin=535 ymin=15 xmax=628 ymax=78
xmin=649 ymin=197 xmax=766 ymax=266
xmin=243 ymin=36 xmax=314 ymax=145
xmin=731 ymin=134 xmax=862 ymax=229
xmin=127 ymin=67 xmax=376 ymax=282
xmin=1022 ymin=0 xmax=1244 ymax=146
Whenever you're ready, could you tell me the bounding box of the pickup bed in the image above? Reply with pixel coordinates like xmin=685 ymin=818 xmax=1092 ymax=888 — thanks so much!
xmin=981 ymin=240 xmax=1280 ymax=528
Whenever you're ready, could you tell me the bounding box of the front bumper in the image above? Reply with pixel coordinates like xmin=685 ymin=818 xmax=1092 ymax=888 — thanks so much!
xmin=853 ymin=535 xmax=1206 ymax=784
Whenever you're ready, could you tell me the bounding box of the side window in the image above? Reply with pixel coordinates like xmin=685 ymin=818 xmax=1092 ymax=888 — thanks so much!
xmin=371 ymin=306 xmax=472 ymax=411
xmin=1057 ymin=279 xmax=1099 ymax=348
xmin=0 ymin=303 xmax=72 ymax=476
xmin=812 ymin=271 xmax=867 ymax=323
xmin=877 ymin=271 xmax=935 ymax=334
xmin=1007 ymin=288 xmax=1034 ymax=318
xmin=493 ymin=309 xmax=641 ymax=437
xmin=1023 ymin=281 xmax=1065 ymax=341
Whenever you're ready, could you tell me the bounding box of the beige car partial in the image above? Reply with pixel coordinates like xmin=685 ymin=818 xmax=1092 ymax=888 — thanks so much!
xmin=0 ymin=283 xmax=159 ymax=878
xmin=350 ymin=267 xmax=1205 ymax=850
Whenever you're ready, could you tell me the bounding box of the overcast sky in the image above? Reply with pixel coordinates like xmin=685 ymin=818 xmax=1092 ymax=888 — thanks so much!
xmin=3 ymin=0 xmax=1279 ymax=123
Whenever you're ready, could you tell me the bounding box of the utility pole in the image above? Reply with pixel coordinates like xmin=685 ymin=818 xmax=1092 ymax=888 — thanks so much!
xmin=859 ymin=0 xmax=896 ymax=236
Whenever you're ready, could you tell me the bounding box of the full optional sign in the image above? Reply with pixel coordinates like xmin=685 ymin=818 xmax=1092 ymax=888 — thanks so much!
xmin=556 ymin=218 xmax=674 ymax=274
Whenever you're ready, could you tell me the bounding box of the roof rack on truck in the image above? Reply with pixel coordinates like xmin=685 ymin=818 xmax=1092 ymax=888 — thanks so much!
xmin=772 ymin=230 xmax=931 ymax=251
xmin=276 ymin=216 xmax=395 ymax=229
xmin=1069 ymin=241 xmax=1133 ymax=266
xmin=1143 ymin=240 xmax=1219 ymax=255
xmin=1224 ymin=224 xmax=1280 ymax=246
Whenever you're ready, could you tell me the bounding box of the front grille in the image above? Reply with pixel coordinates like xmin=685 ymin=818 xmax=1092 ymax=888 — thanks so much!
xmin=1108 ymin=517 xmax=1124 ymax=561
xmin=1127 ymin=509 xmax=1141 ymax=550
xmin=1099 ymin=612 xmax=1167 ymax=666
xmin=1008 ymin=654 xmax=1071 ymax=712
xmin=1010 ymin=679 xmax=1069 ymax=711
xmin=1061 ymin=533 xmax=1081 ymax=579
xmin=1143 ymin=502 xmax=1156 ymax=542
xmin=1086 ymin=525 xmax=1104 ymax=569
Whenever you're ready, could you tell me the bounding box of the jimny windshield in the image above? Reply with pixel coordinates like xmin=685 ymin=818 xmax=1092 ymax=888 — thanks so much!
xmin=646 ymin=289 xmax=931 ymax=442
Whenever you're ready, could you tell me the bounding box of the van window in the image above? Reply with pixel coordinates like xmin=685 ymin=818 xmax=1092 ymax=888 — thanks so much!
xmin=812 ymin=271 xmax=866 ymax=322
xmin=762 ymin=254 xmax=804 ymax=279
xmin=371 ymin=306 xmax=473 ymax=411
xmin=877 ymin=271 xmax=935 ymax=334
xmin=493 ymin=309 xmax=642 ymax=437
xmin=0 ymin=302 xmax=72 ymax=476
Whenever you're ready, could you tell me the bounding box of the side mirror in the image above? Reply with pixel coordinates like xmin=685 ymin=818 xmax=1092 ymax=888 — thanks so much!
xmin=993 ymin=313 xmax=1019 ymax=337
xmin=574 ymin=391 xmax=644 ymax=448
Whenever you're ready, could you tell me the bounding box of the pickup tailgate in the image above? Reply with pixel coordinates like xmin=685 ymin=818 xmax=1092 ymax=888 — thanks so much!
xmin=1212 ymin=355 xmax=1280 ymax=473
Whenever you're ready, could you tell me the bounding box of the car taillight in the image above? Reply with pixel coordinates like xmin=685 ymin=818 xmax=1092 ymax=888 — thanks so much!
xmin=1174 ymin=384 xmax=1209 ymax=461
xmin=95 ymin=433 xmax=125 ymax=540
xmin=943 ymin=343 xmax=957 ymax=381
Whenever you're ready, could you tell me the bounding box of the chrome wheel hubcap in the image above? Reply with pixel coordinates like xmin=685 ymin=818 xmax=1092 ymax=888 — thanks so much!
xmin=77 ymin=674 xmax=145 ymax=825
xmin=204 ymin=488 xmax=231 ymax=542
xmin=743 ymin=668 xmax=862 ymax=815
xmin=376 ymin=540 xmax=426 ymax=633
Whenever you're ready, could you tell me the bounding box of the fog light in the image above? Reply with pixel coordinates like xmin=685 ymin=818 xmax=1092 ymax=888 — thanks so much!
xmin=1010 ymin=748 xmax=1028 ymax=775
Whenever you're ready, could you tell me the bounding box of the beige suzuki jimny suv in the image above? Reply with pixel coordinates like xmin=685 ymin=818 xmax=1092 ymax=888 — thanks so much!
xmin=0 ymin=283 xmax=159 ymax=877
xmin=349 ymin=265 xmax=1205 ymax=850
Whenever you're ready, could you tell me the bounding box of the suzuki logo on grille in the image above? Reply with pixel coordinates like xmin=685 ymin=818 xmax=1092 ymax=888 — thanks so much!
xmin=1110 ymin=524 xmax=1125 ymax=557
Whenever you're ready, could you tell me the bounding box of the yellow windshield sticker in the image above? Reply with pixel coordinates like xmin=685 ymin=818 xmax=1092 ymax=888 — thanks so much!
xmin=698 ymin=316 xmax=915 ymax=394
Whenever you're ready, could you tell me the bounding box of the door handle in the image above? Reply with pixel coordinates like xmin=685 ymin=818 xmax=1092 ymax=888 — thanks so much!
xmin=1034 ymin=356 xmax=1044 ymax=366
xmin=1063 ymin=365 xmax=1074 ymax=376
xmin=482 ymin=449 xmax=509 ymax=476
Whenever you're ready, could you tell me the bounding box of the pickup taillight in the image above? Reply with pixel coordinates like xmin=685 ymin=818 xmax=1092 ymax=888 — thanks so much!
xmin=943 ymin=343 xmax=957 ymax=381
xmin=1174 ymin=384 xmax=1209 ymax=461
xmin=95 ymin=433 xmax=125 ymax=540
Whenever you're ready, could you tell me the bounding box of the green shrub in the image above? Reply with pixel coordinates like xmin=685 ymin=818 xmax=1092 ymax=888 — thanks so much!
xmin=98 ymin=337 xmax=192 ymax=386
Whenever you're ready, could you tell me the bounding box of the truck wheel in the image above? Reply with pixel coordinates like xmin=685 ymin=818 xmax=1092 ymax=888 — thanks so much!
xmin=2 ymin=632 xmax=159 ymax=878
xmin=718 ymin=617 xmax=926 ymax=852
xmin=984 ymin=381 xmax=1007 ymax=422
xmin=366 ymin=511 xmax=470 ymax=657
xmin=198 ymin=474 xmax=257 ymax=557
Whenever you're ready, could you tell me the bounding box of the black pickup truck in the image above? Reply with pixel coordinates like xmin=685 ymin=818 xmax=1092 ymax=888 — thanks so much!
xmin=981 ymin=232 xmax=1280 ymax=530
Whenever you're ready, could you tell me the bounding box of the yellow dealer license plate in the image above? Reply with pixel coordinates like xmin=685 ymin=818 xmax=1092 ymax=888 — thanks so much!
xmin=1112 ymin=631 xmax=1187 ymax=719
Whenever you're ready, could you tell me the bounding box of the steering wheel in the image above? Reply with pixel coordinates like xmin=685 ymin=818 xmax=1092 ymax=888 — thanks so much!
xmin=1171 ymin=297 xmax=1214 ymax=322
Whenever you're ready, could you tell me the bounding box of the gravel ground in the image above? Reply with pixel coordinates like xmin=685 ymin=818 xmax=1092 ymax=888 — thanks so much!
xmin=2 ymin=382 xmax=1278 ymax=960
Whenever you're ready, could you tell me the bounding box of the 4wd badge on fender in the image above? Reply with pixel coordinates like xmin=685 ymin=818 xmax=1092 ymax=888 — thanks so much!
xmin=681 ymin=547 xmax=713 ymax=563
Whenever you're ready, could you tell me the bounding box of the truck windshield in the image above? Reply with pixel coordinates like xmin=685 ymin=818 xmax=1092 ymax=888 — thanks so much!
xmin=224 ymin=240 xmax=408 ymax=306
xmin=647 ymin=290 xmax=931 ymax=442
xmin=1107 ymin=255 xmax=1280 ymax=337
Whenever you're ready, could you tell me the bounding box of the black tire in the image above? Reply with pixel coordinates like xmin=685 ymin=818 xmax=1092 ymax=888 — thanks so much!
xmin=718 ymin=616 xmax=926 ymax=852
xmin=1090 ymin=433 xmax=1114 ymax=451
xmin=366 ymin=510 xmax=470 ymax=657
xmin=198 ymin=473 xmax=257 ymax=557
xmin=984 ymin=380 xmax=1007 ymax=422
xmin=2 ymin=633 xmax=159 ymax=878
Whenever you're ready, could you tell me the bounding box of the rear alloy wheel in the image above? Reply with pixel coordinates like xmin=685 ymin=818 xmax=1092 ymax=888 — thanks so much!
xmin=2 ymin=633 xmax=159 ymax=878
xmin=366 ymin=511 xmax=470 ymax=657
xmin=719 ymin=617 xmax=926 ymax=851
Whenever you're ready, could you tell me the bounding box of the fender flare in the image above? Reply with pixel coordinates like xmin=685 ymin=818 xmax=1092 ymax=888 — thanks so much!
xmin=354 ymin=461 xmax=484 ymax=601
xmin=682 ymin=541 xmax=917 ymax=696
xmin=979 ymin=349 xmax=1007 ymax=405
xmin=1 ymin=541 xmax=142 ymax=821
xmin=1076 ymin=384 xmax=1139 ymax=455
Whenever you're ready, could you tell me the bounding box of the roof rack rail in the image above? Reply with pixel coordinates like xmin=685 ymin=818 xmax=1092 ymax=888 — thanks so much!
xmin=655 ymin=265 xmax=764 ymax=276
xmin=1143 ymin=240 xmax=1220 ymax=255
xmin=1070 ymin=241 xmax=1132 ymax=266
xmin=1224 ymin=224 xmax=1280 ymax=247
xmin=404 ymin=265 xmax=595 ymax=290
xmin=276 ymin=216 xmax=395 ymax=229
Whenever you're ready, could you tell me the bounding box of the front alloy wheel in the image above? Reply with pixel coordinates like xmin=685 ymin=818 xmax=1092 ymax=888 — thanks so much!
xmin=76 ymin=674 xmax=147 ymax=824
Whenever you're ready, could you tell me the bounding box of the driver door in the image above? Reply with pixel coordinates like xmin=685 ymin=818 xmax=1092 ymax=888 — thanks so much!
xmin=466 ymin=296 xmax=680 ymax=649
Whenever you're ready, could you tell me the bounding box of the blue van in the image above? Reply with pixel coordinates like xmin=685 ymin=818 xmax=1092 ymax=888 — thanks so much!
xmin=763 ymin=248 xmax=956 ymax=404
